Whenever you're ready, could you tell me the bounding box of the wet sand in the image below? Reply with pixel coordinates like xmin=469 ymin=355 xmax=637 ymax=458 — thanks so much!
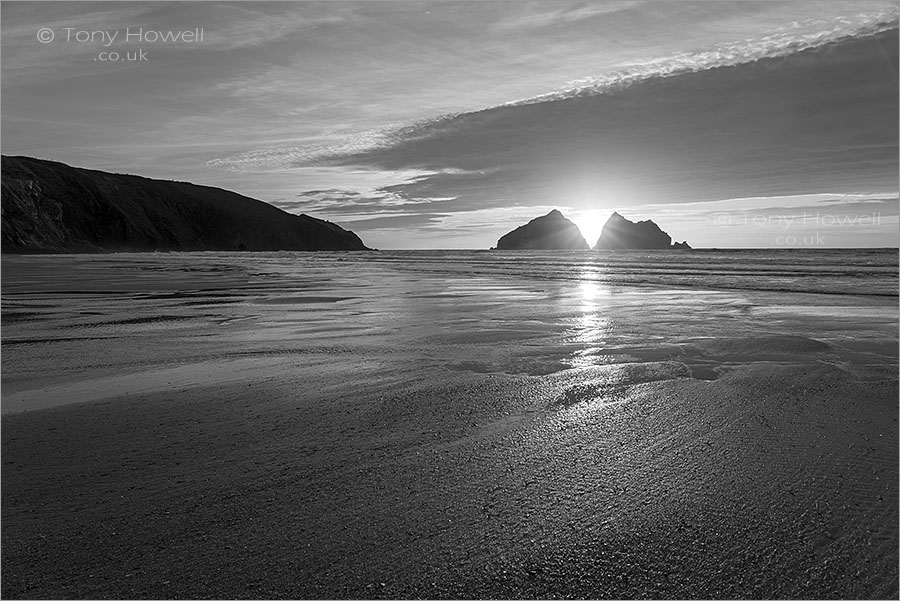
xmin=2 ymin=253 xmax=898 ymax=599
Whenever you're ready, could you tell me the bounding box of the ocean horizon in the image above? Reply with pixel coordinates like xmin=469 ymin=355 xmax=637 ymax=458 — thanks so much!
xmin=2 ymin=1 xmax=898 ymax=599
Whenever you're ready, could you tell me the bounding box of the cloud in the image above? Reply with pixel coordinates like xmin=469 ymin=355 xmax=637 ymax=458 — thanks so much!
xmin=331 ymin=212 xmax=449 ymax=231
xmin=0 ymin=3 xmax=155 ymax=86
xmin=196 ymin=4 xmax=356 ymax=51
xmin=201 ymin=10 xmax=898 ymax=234
xmin=296 ymin=188 xmax=363 ymax=197
xmin=489 ymin=1 xmax=645 ymax=32
xmin=271 ymin=187 xmax=434 ymax=216
xmin=204 ymin=5 xmax=899 ymax=174
xmin=3 ymin=1 xmax=897 ymax=248
xmin=499 ymin=7 xmax=900 ymax=108
xmin=309 ymin=25 xmax=899 ymax=215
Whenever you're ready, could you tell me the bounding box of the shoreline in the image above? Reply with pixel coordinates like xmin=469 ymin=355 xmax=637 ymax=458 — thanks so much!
xmin=2 ymin=251 xmax=897 ymax=598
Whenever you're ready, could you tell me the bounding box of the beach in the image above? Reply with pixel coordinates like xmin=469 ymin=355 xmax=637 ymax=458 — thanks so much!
xmin=2 ymin=250 xmax=897 ymax=599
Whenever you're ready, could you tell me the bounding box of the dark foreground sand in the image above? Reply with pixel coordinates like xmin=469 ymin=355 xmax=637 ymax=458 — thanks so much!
xmin=3 ymin=358 xmax=897 ymax=599
xmin=2 ymin=253 xmax=898 ymax=598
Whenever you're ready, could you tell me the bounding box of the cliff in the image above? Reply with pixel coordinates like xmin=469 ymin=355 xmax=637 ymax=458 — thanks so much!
xmin=1 ymin=156 xmax=369 ymax=253
xmin=594 ymin=212 xmax=691 ymax=250
xmin=494 ymin=209 xmax=589 ymax=250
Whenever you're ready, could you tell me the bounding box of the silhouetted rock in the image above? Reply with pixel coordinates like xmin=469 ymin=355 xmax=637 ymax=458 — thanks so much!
xmin=671 ymin=241 xmax=692 ymax=250
xmin=494 ymin=209 xmax=589 ymax=250
xmin=1 ymin=156 xmax=369 ymax=253
xmin=594 ymin=212 xmax=690 ymax=250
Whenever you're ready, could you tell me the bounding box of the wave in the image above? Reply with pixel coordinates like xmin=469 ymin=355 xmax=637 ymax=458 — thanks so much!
xmin=362 ymin=249 xmax=900 ymax=297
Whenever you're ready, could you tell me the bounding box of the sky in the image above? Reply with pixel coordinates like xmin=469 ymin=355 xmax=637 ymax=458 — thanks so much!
xmin=2 ymin=0 xmax=898 ymax=249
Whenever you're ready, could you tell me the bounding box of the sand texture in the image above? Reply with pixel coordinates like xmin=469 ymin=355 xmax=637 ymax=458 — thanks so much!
xmin=2 ymin=252 xmax=897 ymax=599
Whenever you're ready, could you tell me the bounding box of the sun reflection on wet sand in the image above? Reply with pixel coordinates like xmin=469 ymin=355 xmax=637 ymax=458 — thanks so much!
xmin=1 ymin=251 xmax=897 ymax=599
xmin=565 ymin=278 xmax=616 ymax=367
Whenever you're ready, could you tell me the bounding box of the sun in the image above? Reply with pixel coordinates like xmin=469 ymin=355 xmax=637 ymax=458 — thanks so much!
xmin=572 ymin=210 xmax=607 ymax=247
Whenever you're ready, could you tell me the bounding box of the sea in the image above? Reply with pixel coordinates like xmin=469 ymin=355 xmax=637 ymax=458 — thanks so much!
xmin=353 ymin=248 xmax=900 ymax=297
xmin=4 ymin=248 xmax=896 ymax=296
xmin=2 ymin=248 xmax=897 ymax=416
xmin=2 ymin=248 xmax=898 ymax=599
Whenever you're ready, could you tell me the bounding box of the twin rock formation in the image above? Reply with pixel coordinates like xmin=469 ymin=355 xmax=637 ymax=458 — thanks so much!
xmin=495 ymin=209 xmax=690 ymax=251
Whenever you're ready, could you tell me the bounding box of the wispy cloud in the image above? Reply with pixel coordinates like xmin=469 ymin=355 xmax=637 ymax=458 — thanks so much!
xmin=504 ymin=9 xmax=899 ymax=108
xmin=204 ymin=6 xmax=899 ymax=176
xmin=1 ymin=3 xmax=154 ymax=85
xmin=196 ymin=3 xmax=358 ymax=51
xmin=277 ymin=187 xmax=418 ymax=214
xmin=3 ymin=0 xmax=898 ymax=248
xmin=490 ymin=1 xmax=644 ymax=32
xmin=330 ymin=212 xmax=449 ymax=231
xmin=301 ymin=24 xmax=899 ymax=215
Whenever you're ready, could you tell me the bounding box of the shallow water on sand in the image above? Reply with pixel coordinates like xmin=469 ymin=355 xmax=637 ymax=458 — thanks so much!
xmin=2 ymin=250 xmax=896 ymax=412
xmin=1 ymin=250 xmax=897 ymax=599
